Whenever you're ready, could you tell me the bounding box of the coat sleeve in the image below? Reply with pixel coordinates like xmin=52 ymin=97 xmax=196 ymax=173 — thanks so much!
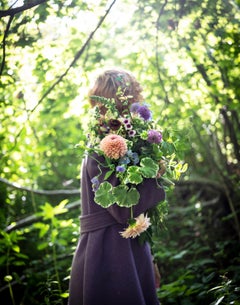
xmin=86 ymin=153 xmax=165 ymax=224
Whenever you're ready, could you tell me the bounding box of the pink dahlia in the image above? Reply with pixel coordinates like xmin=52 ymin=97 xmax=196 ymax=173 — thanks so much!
xmin=120 ymin=214 xmax=151 ymax=239
xmin=99 ymin=134 xmax=128 ymax=160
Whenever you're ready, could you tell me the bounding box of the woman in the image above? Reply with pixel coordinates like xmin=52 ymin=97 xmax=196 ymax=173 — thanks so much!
xmin=68 ymin=69 xmax=165 ymax=305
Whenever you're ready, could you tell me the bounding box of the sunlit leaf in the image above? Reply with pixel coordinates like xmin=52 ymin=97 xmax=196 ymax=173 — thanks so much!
xmin=126 ymin=166 xmax=143 ymax=184
xmin=94 ymin=181 xmax=115 ymax=208
xmin=37 ymin=242 xmax=49 ymax=250
xmin=12 ymin=245 xmax=20 ymax=253
xmin=34 ymin=223 xmax=50 ymax=238
xmin=140 ymin=157 xmax=158 ymax=178
xmin=53 ymin=199 xmax=69 ymax=215
xmin=4 ymin=275 xmax=13 ymax=282
xmin=104 ymin=170 xmax=114 ymax=180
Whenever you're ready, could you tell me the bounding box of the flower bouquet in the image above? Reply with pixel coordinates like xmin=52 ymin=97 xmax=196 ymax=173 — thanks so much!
xmin=81 ymin=92 xmax=187 ymax=239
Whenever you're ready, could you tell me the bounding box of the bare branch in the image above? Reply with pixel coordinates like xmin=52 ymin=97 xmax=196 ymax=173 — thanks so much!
xmin=0 ymin=14 xmax=14 ymax=76
xmin=0 ymin=0 xmax=48 ymax=18
xmin=0 ymin=0 xmax=48 ymax=76
xmin=29 ymin=0 xmax=117 ymax=115
xmin=155 ymin=0 xmax=170 ymax=104
xmin=176 ymin=178 xmax=224 ymax=191
xmin=7 ymin=0 xmax=117 ymax=152
xmin=0 ymin=177 xmax=80 ymax=196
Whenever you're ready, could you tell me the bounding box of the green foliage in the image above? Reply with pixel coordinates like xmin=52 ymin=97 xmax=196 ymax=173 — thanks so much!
xmin=127 ymin=166 xmax=143 ymax=184
xmin=139 ymin=157 xmax=159 ymax=178
xmin=153 ymin=187 xmax=240 ymax=305
xmin=94 ymin=181 xmax=115 ymax=207
xmin=0 ymin=0 xmax=239 ymax=304
xmin=113 ymin=185 xmax=140 ymax=207
xmin=209 ymin=274 xmax=240 ymax=305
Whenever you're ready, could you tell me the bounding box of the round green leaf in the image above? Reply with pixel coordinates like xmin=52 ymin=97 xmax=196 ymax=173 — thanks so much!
xmin=113 ymin=185 xmax=140 ymax=207
xmin=94 ymin=182 xmax=115 ymax=208
xmin=140 ymin=157 xmax=158 ymax=178
xmin=127 ymin=166 xmax=143 ymax=184
xmin=161 ymin=141 xmax=175 ymax=155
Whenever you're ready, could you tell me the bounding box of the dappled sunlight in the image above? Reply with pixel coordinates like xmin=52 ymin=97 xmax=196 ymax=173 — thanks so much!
xmin=0 ymin=0 xmax=239 ymax=304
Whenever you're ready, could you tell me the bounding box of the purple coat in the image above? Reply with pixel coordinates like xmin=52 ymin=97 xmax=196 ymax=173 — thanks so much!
xmin=68 ymin=153 xmax=165 ymax=305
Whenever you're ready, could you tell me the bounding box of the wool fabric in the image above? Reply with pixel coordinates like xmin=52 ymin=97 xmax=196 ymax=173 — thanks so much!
xmin=68 ymin=153 xmax=165 ymax=305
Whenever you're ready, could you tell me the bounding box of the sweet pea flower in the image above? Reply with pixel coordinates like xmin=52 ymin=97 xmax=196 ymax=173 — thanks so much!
xmin=116 ymin=165 xmax=126 ymax=173
xmin=131 ymin=152 xmax=139 ymax=165
xmin=91 ymin=176 xmax=99 ymax=192
xmin=127 ymin=151 xmax=139 ymax=165
xmin=119 ymin=155 xmax=131 ymax=165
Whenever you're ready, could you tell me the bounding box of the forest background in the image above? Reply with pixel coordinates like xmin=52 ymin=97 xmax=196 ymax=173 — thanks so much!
xmin=0 ymin=0 xmax=239 ymax=304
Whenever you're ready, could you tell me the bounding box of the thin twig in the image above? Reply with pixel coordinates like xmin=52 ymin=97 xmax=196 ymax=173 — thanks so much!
xmin=155 ymin=0 xmax=170 ymax=104
xmin=0 ymin=0 xmax=48 ymax=18
xmin=0 ymin=177 xmax=80 ymax=196
xmin=29 ymin=0 xmax=117 ymax=115
xmin=0 ymin=14 xmax=14 ymax=76
xmin=5 ymin=0 xmax=117 ymax=153
xmin=0 ymin=0 xmax=48 ymax=76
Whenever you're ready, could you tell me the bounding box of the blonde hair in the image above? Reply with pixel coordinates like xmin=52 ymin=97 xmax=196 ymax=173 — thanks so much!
xmin=88 ymin=69 xmax=143 ymax=114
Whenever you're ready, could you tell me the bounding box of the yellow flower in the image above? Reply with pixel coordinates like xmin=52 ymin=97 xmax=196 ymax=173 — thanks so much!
xmin=99 ymin=134 xmax=128 ymax=160
xmin=120 ymin=214 xmax=151 ymax=239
